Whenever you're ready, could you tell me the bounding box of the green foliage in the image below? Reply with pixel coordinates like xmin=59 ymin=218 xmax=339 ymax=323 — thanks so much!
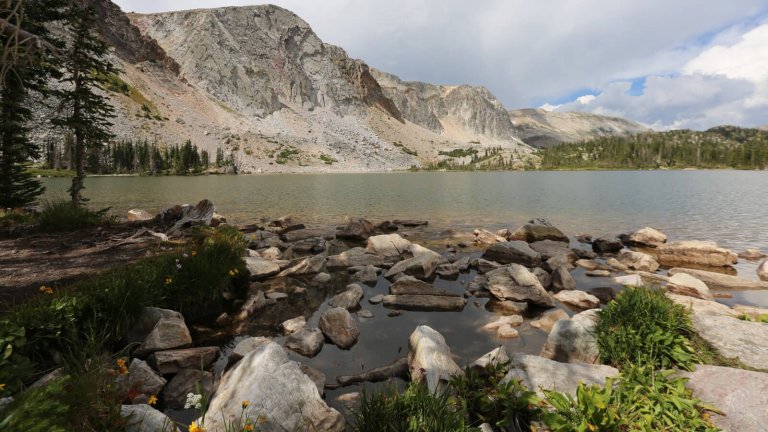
xmin=438 ymin=148 xmax=479 ymax=158
xmin=449 ymin=361 xmax=540 ymax=431
xmin=320 ymin=154 xmax=338 ymax=165
xmin=36 ymin=200 xmax=113 ymax=232
xmin=353 ymin=383 xmax=467 ymax=432
xmin=540 ymin=126 xmax=768 ymax=170
xmin=542 ymin=366 xmax=720 ymax=432
xmin=393 ymin=142 xmax=418 ymax=156
xmin=595 ymin=286 xmax=699 ymax=370
xmin=422 ymin=146 xmax=524 ymax=171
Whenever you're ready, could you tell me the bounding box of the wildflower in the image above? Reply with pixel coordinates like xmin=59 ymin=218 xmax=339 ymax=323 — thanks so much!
xmin=165 ymin=276 xmax=173 ymax=285
xmin=39 ymin=285 xmax=53 ymax=294
xmin=189 ymin=421 xmax=206 ymax=432
xmin=228 ymin=269 xmax=235 ymax=276
xmin=191 ymin=250 xmax=197 ymax=257
xmin=176 ymin=258 xmax=182 ymax=269
xmin=241 ymin=400 xmax=250 ymax=409
xmin=0 ymin=383 xmax=6 ymax=391
xmin=183 ymin=253 xmax=189 ymax=258
xmin=242 ymin=423 xmax=254 ymax=432
xmin=116 ymin=358 xmax=128 ymax=374
xmin=148 ymin=394 xmax=158 ymax=406
xmin=184 ymin=393 xmax=203 ymax=410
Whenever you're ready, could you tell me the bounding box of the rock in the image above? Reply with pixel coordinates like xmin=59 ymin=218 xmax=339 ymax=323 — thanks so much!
xmin=357 ymin=309 xmax=374 ymax=319
xmin=617 ymin=249 xmax=659 ymax=272
xmin=592 ymin=236 xmax=623 ymax=254
xmin=576 ymin=259 xmax=599 ymax=271
xmin=365 ymin=234 xmax=411 ymax=258
xmin=622 ymin=227 xmax=667 ymax=248
xmin=689 ymin=311 xmax=768 ymax=370
xmin=335 ymin=358 xmax=410 ymax=387
xmin=482 ymin=315 xmax=524 ymax=331
xmin=554 ymin=290 xmax=600 ymax=310
xmin=369 ymin=294 xmax=384 ymax=304
xmin=281 ymin=316 xmax=307 ymax=335
xmin=481 ymin=241 xmax=542 ymax=267
xmin=277 ymin=254 xmax=326 ymax=277
xmin=244 ymin=256 xmax=281 ymax=280
xmin=229 ymin=337 xmax=272 ymax=365
xmin=376 ymin=220 xmax=398 ymax=232
xmin=384 ymin=247 xmax=447 ymax=280
xmin=265 ymin=291 xmax=288 ymax=300
xmin=127 ymin=209 xmax=153 ymax=222
xmin=585 ymin=270 xmax=611 ymax=277
xmin=732 ymin=304 xmax=768 ymax=321
xmin=134 ymin=317 xmax=192 ymax=357
xmin=202 ymin=340 xmax=344 ymax=432
xmin=162 ymin=369 xmax=215 ymax=410
xmin=337 ymin=218 xmax=376 ymax=242
xmin=336 ymin=392 xmax=362 ymax=410
xmin=471 ymin=347 xmax=510 ymax=371
xmin=318 ymin=307 xmax=359 ymax=350
xmin=550 ymin=266 xmax=576 ymax=292
xmin=352 ymin=265 xmax=378 ymax=284
xmin=435 ymin=263 xmax=460 ymax=278
xmin=485 ymin=299 xmax=528 ymax=315
xmin=576 ymin=234 xmax=593 ymax=244
xmin=121 ymin=404 xmax=179 ymax=432
xmin=300 ymin=364 xmax=326 ymax=397
xmin=116 ymin=359 xmax=166 ymax=399
xmin=259 ymin=246 xmax=282 ymax=261
xmin=588 ymin=287 xmax=619 ymax=304
xmin=533 ymin=267 xmax=552 ymax=289
xmin=394 ymin=219 xmax=428 ymax=227
xmin=760 ymin=259 xmax=768 ymax=282
xmin=530 ymin=309 xmax=569 ymax=332
xmin=509 ymin=222 xmax=569 ymax=243
xmin=656 ymin=240 xmax=737 ymax=267
xmin=681 ymin=365 xmax=768 ymax=432
xmin=530 ymin=240 xmax=577 ymax=264
xmin=666 ymin=293 xmax=737 ymax=317
xmin=666 ymin=273 xmax=713 ymax=300
xmin=327 ymin=247 xmax=390 ymax=270
xmin=128 ymin=307 xmax=184 ymax=344
xmin=572 ymin=248 xmax=597 ymax=259
xmin=486 ymin=264 xmax=554 ymax=308
xmin=738 ymin=248 xmax=766 ymax=260
xmin=497 ymin=324 xmax=520 ymax=338
xmin=667 ymin=268 xmax=768 ymax=290
xmin=280 ymin=228 xmax=332 ymax=243
xmin=473 ymin=228 xmax=507 ymax=245
xmin=390 ymin=276 xmax=460 ymax=297
xmin=286 ymin=328 xmax=325 ymax=358
xmin=311 ymin=272 xmax=332 ymax=286
xmin=503 ymin=354 xmax=618 ymax=397
xmin=408 ymin=326 xmax=462 ymax=393
xmin=605 ymin=257 xmax=628 ymax=271
xmin=477 ymin=258 xmax=502 ymax=274
xmin=329 ymin=283 xmax=364 ymax=310
xmin=540 ymin=309 xmax=600 ymax=363
xmin=383 ymin=294 xmax=467 ymax=312
xmin=28 ymin=368 xmax=64 ymax=391
xmin=613 ymin=274 xmax=644 ymax=286
xmin=147 ymin=347 xmax=219 ymax=375
xmin=545 ymin=255 xmax=574 ymax=272
xmin=234 ymin=291 xmax=267 ymax=322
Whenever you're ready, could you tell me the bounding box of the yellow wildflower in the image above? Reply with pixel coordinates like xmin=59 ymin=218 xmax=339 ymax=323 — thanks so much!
xmin=587 ymin=424 xmax=597 ymax=432
xmin=189 ymin=421 xmax=206 ymax=432
xmin=116 ymin=358 xmax=128 ymax=374
xmin=0 ymin=383 xmax=6 ymax=391
xmin=228 ymin=270 xmax=235 ymax=276
xmin=191 ymin=250 xmax=197 ymax=257
xmin=39 ymin=285 xmax=53 ymax=294
xmin=165 ymin=276 xmax=173 ymax=285
xmin=148 ymin=394 xmax=158 ymax=406
xmin=241 ymin=400 xmax=250 ymax=409
xmin=242 ymin=424 xmax=254 ymax=432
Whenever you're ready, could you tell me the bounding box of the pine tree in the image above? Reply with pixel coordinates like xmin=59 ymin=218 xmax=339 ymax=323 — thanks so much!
xmin=53 ymin=3 xmax=116 ymax=207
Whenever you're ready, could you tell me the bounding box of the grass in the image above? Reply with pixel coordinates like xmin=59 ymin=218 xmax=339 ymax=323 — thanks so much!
xmin=319 ymin=154 xmax=338 ymax=165
xmin=438 ymin=148 xmax=479 ymax=158
xmin=393 ymin=142 xmax=418 ymax=156
xmin=36 ymin=200 xmax=116 ymax=233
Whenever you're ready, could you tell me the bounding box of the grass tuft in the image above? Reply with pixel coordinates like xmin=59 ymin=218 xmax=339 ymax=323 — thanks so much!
xmin=36 ymin=200 xmax=115 ymax=233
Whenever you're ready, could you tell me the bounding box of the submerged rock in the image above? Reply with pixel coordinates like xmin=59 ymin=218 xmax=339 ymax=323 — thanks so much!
xmin=530 ymin=308 xmax=569 ymax=332
xmin=738 ymin=248 xmax=766 ymax=260
xmin=656 ymin=240 xmax=737 ymax=267
xmin=592 ymin=236 xmax=623 ymax=254
xmin=481 ymin=241 xmax=542 ymax=267
xmin=408 ymin=326 xmax=462 ymax=393
xmin=383 ymin=294 xmax=467 ymax=312
xmin=486 ymin=264 xmax=555 ymax=308
xmin=318 ymin=307 xmax=359 ymax=350
xmin=485 ymin=299 xmax=529 ymax=315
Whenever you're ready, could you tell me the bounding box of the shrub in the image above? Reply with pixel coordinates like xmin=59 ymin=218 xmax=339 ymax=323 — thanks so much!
xmin=36 ymin=200 xmax=114 ymax=232
xmin=595 ymin=286 xmax=699 ymax=370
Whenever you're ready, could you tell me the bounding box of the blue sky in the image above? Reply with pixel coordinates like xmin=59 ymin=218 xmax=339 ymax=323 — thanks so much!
xmin=115 ymin=0 xmax=768 ymax=130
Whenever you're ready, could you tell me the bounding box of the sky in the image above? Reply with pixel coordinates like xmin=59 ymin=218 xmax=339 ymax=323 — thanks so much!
xmin=114 ymin=0 xmax=768 ymax=130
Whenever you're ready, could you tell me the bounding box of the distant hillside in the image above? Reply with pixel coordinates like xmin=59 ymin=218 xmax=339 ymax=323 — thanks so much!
xmin=539 ymin=126 xmax=768 ymax=170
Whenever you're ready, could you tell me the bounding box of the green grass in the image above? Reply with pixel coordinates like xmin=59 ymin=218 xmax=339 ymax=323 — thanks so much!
xmin=36 ymin=200 xmax=116 ymax=233
xmin=393 ymin=142 xmax=418 ymax=156
xmin=438 ymin=148 xmax=479 ymax=158
xmin=319 ymin=154 xmax=338 ymax=165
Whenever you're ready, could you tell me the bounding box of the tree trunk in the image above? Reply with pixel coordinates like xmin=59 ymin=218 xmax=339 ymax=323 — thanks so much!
xmin=70 ymin=72 xmax=84 ymax=207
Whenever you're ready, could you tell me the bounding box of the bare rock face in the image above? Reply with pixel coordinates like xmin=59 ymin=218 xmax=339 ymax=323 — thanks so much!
xmin=202 ymin=340 xmax=345 ymax=431
xmin=656 ymin=241 xmax=737 ymax=267
xmin=486 ymin=264 xmax=554 ymax=308
xmin=408 ymin=326 xmax=462 ymax=393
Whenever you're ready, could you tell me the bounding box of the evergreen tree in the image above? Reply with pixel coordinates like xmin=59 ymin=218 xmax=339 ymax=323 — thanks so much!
xmin=53 ymin=3 xmax=116 ymax=207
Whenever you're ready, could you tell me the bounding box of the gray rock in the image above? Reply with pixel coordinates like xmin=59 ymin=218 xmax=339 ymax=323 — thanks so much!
xmin=265 ymin=291 xmax=288 ymax=300
xmin=530 ymin=308 xmax=570 ymax=332
xmin=435 ymin=262 xmax=460 ymax=278
xmin=162 ymin=369 xmax=215 ymax=410
xmin=575 ymin=259 xmax=600 ymax=271
xmin=259 ymin=246 xmax=282 ymax=261
xmin=592 ymin=236 xmax=623 ymax=254
xmin=759 ymin=259 xmax=768 ymax=282
xmin=281 ymin=228 xmax=333 ymax=243
xmin=532 ymin=267 xmax=552 ymax=290
xmin=116 ymin=359 xmax=167 ymax=399
xmin=509 ymin=223 xmax=569 ymax=243
xmin=244 ymin=256 xmax=281 ymax=280
xmin=383 ymin=294 xmax=467 ymax=312
xmin=605 ymin=257 xmax=628 ymax=271
xmin=352 ymin=265 xmax=378 ymax=284
xmin=666 ymin=293 xmax=737 ymax=317
xmin=572 ymin=248 xmax=597 ymax=259
xmin=234 ymin=291 xmax=267 ymax=322
xmin=281 ymin=316 xmax=307 ymax=335
xmin=300 ymin=364 xmax=326 ymax=397
xmin=327 ymin=247 xmax=389 ymax=270
xmin=473 ymin=228 xmax=507 ymax=245
xmin=408 ymin=326 xmax=462 ymax=393
xmin=318 ymin=307 xmax=359 ymax=350
xmin=530 ymin=240 xmax=577 ymax=264
xmin=229 ymin=337 xmax=272 ymax=365
xmin=481 ymin=241 xmax=542 ymax=267
xmin=482 ymin=315 xmax=524 ymax=331
xmin=121 ymin=404 xmax=179 ymax=432
xmin=485 ymin=299 xmax=528 ymax=315
xmin=329 ymin=283 xmax=364 ymax=310
xmin=286 ymin=328 xmax=325 ymax=357
xmin=622 ymin=227 xmax=667 ymax=248
xmin=147 ymin=347 xmax=219 ymax=375
xmin=134 ymin=317 xmax=192 ymax=357
xmin=550 ymin=266 xmax=576 ymax=291
xmin=202 ymin=340 xmax=344 ymax=432
xmin=128 ymin=307 xmax=183 ymax=344
xmin=689 ymin=311 xmax=768 ymax=370
xmin=337 ymin=218 xmax=376 ymax=242
xmin=588 ymin=287 xmax=619 ymax=304
xmin=471 ymin=346 xmax=510 ymax=371
xmin=277 ymin=254 xmax=326 ymax=277
xmin=389 ymin=276 xmax=460 ymax=297
xmin=666 ymin=273 xmax=713 ymax=300
xmin=540 ymin=309 xmax=600 ymax=363
xmin=477 ymin=258 xmax=502 ymax=274
xmin=357 ymin=309 xmax=374 ymax=319
xmin=657 ymin=240 xmax=737 ymax=267
xmin=613 ymin=274 xmax=644 ymax=286
xmin=365 ymin=234 xmax=412 ymax=257
xmin=667 ymin=267 xmax=768 ymax=290
xmin=369 ymin=294 xmax=384 ymax=304
xmin=617 ymin=249 xmax=659 ymax=272
xmin=554 ymin=290 xmax=600 ymax=310
xmin=486 ymin=264 xmax=554 ymax=307
xmin=311 ymin=272 xmax=332 ymax=285
xmin=504 ymin=354 xmax=618 ymax=397
xmin=384 ymin=247 xmax=447 ymax=280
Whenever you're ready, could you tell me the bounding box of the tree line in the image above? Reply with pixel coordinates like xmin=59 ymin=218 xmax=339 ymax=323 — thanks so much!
xmin=539 ymin=126 xmax=768 ymax=170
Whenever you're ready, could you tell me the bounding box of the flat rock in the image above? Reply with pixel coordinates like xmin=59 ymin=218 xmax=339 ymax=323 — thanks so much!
xmin=657 ymin=240 xmax=738 ymax=267
xmin=277 ymin=254 xmax=326 ymax=277
xmin=285 ymin=328 xmax=325 ymax=358
xmin=481 ymin=241 xmax=542 ymax=267
xmin=485 ymin=299 xmax=528 ymax=315
xmin=368 ymin=294 xmax=384 ymax=304
xmin=121 ymin=404 xmax=179 ymax=432
xmin=617 ymin=249 xmax=659 ymax=272
xmin=605 ymin=257 xmax=628 ymax=271
xmin=666 ymin=273 xmax=713 ymax=300
xmin=486 ymin=264 xmax=555 ymax=308
xmin=135 ymin=317 xmax=192 ymax=357
xmin=689 ymin=311 xmax=768 ymax=370
xmin=327 ymin=247 xmax=389 ymax=270
xmin=739 ymin=248 xmax=767 ymax=260
xmin=509 ymin=223 xmax=569 ymax=243
xmin=622 ymin=227 xmax=667 ymax=248
xmin=503 ymin=354 xmax=618 ymax=397
xmin=613 ymin=274 xmax=643 ymax=286
xmin=576 ymin=259 xmax=600 ymax=271
xmin=147 ymin=347 xmax=219 ymax=375
xmin=245 ymin=256 xmax=281 ymax=280
xmin=389 ymin=276 xmax=460 ymax=297
xmin=383 ymin=294 xmax=467 ymax=312
xmin=393 ymin=219 xmax=428 ymax=227
xmin=281 ymin=316 xmax=307 ymax=335
xmin=366 ymin=234 xmax=412 ymax=257
xmin=540 ymin=309 xmax=600 ymax=363
xmin=554 ymin=290 xmax=600 ymax=310
xmin=384 ymin=247 xmax=447 ymax=280
xmin=530 ymin=308 xmax=570 ymax=332
xmin=667 ymin=267 xmax=768 ymax=290
xmin=281 ymin=228 xmax=332 ymax=243
xmin=666 ymin=293 xmax=737 ymax=317
xmin=259 ymin=246 xmax=282 ymax=261
xmin=318 ymin=307 xmax=359 ymax=350
xmin=162 ymin=369 xmax=215 ymax=410
xmin=202 ymin=340 xmax=344 ymax=432
xmin=328 ymin=283 xmax=364 ymax=310
xmin=408 ymin=326 xmax=462 ymax=393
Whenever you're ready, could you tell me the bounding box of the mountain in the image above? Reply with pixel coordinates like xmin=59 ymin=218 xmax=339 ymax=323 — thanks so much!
xmin=44 ymin=1 xmax=648 ymax=172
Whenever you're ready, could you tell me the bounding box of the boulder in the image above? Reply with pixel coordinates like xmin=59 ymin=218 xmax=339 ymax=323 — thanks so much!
xmin=365 ymin=234 xmax=412 ymax=257
xmin=617 ymin=249 xmax=659 ymax=272
xmin=613 ymin=274 xmax=643 ymax=286
xmin=328 ymin=283 xmax=364 ymax=310
xmin=530 ymin=308 xmax=570 ymax=332
xmin=473 ymin=228 xmax=507 ymax=245
xmin=532 ymin=267 xmax=551 ymax=290
xmin=337 ymin=218 xmax=376 ymax=242
xmin=656 ymin=240 xmax=737 ymax=267
xmin=384 ymin=247 xmax=447 ymax=280
xmin=550 ymin=266 xmax=576 ymax=292
xmin=485 ymin=299 xmax=528 ymax=315
xmin=738 ymin=249 xmax=766 ymax=260
xmin=281 ymin=316 xmax=307 ymax=335
xmin=390 ymin=276 xmax=460 ymax=297
xmin=486 ymin=265 xmax=555 ymax=308
xmin=666 ymin=293 xmax=737 ymax=317
xmin=681 ymin=365 xmax=768 ymax=432
xmin=592 ymin=236 xmax=623 ymax=254
xmin=229 ymin=337 xmax=272 ymax=365
xmin=127 ymin=209 xmax=153 ymax=222
xmin=383 ymin=295 xmax=467 ymax=312
xmin=477 ymin=258 xmax=502 ymax=274
xmin=497 ymin=324 xmax=520 ymax=338
xmin=147 ymin=347 xmax=219 ymax=375
xmin=116 ymin=359 xmax=166 ymax=399
xmin=530 ymin=240 xmax=577 ymax=264
xmin=503 ymin=354 xmax=618 ymax=397
xmin=281 ymin=228 xmax=333 ymax=243
xmin=667 ymin=268 xmax=768 ymax=290
xmin=259 ymin=246 xmax=282 ymax=261
xmin=244 ymin=256 xmax=281 ymax=280
xmin=436 ymin=263 xmax=460 ymax=278
xmin=666 ymin=273 xmax=713 ymax=300
xmin=128 ymin=307 xmax=184 ymax=344
xmin=162 ymin=369 xmax=215 ymax=410
xmin=509 ymin=222 xmax=569 ymax=243
xmin=134 ymin=318 xmax=192 ymax=357
xmin=689 ymin=311 xmax=768 ymax=370
xmin=540 ymin=309 xmax=601 ymax=364
xmin=481 ymin=241 xmax=542 ymax=267
xmin=121 ymin=404 xmax=179 ymax=432
xmin=352 ymin=265 xmax=378 ymax=284
xmin=586 ymin=270 xmax=611 ymax=277
xmin=285 ymin=328 xmax=325 ymax=358
xmin=408 ymin=326 xmax=462 ymax=393
xmin=202 ymin=340 xmax=344 ymax=432
xmin=471 ymin=347 xmax=510 ymax=371
xmin=759 ymin=259 xmax=768 ymax=282
xmin=318 ymin=307 xmax=359 ymax=350
xmin=277 ymin=254 xmax=326 ymax=277
xmin=482 ymin=315 xmax=523 ymax=331
xmin=554 ymin=290 xmax=600 ymax=310
xmin=622 ymin=227 xmax=667 ymax=248
xmin=393 ymin=219 xmax=428 ymax=227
